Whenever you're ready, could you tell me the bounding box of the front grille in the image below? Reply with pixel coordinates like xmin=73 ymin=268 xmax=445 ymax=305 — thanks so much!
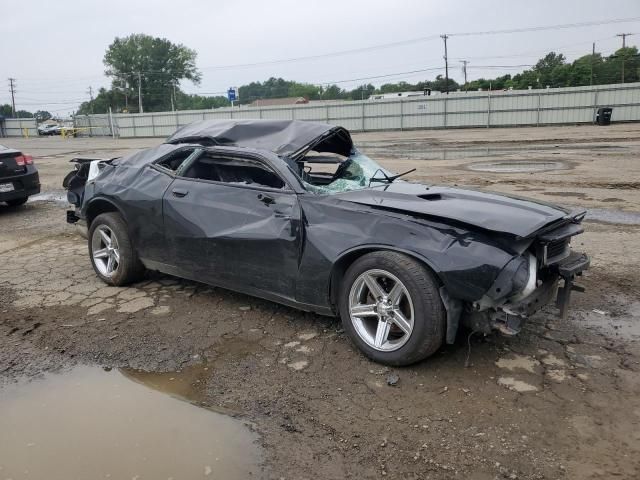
xmin=545 ymin=239 xmax=569 ymax=265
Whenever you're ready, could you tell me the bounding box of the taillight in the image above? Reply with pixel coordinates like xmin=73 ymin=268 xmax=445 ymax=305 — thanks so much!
xmin=15 ymin=154 xmax=33 ymax=166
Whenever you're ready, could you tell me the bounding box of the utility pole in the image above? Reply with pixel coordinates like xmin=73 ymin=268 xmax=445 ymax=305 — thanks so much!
xmin=590 ymin=42 xmax=595 ymax=86
xmin=616 ymin=33 xmax=633 ymax=49
xmin=172 ymin=83 xmax=177 ymax=111
xmin=87 ymin=86 xmax=94 ymax=114
xmin=441 ymin=35 xmax=449 ymax=94
xmin=460 ymin=60 xmax=469 ymax=90
xmin=137 ymin=72 xmax=143 ymax=114
xmin=8 ymin=78 xmax=16 ymax=118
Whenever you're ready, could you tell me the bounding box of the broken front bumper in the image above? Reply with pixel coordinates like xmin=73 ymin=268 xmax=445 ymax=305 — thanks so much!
xmin=554 ymin=251 xmax=590 ymax=319
xmin=463 ymin=250 xmax=590 ymax=336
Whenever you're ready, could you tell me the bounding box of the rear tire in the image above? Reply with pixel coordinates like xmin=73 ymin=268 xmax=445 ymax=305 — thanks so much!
xmin=6 ymin=197 xmax=28 ymax=207
xmin=88 ymin=212 xmax=145 ymax=286
xmin=339 ymin=251 xmax=445 ymax=366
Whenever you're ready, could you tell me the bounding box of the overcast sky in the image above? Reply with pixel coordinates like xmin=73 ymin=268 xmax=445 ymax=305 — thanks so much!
xmin=2 ymin=0 xmax=640 ymax=115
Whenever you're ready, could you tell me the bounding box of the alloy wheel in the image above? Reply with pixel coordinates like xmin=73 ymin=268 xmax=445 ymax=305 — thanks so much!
xmin=348 ymin=269 xmax=415 ymax=352
xmin=91 ymin=225 xmax=120 ymax=277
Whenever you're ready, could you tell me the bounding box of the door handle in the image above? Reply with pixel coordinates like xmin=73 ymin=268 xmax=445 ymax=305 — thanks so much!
xmin=172 ymin=188 xmax=188 ymax=198
xmin=257 ymin=193 xmax=275 ymax=205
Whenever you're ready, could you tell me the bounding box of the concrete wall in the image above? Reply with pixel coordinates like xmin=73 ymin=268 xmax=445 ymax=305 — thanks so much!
xmin=1 ymin=118 xmax=38 ymax=137
xmin=74 ymin=82 xmax=640 ymax=138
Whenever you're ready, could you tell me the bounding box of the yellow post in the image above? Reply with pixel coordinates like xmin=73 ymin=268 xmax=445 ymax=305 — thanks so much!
xmin=22 ymin=127 xmax=29 ymax=138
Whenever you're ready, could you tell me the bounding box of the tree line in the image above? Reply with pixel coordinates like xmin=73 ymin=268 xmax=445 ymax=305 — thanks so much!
xmin=4 ymin=33 xmax=638 ymax=118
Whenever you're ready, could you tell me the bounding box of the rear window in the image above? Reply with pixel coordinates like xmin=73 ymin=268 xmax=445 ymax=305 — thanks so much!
xmin=182 ymin=155 xmax=285 ymax=189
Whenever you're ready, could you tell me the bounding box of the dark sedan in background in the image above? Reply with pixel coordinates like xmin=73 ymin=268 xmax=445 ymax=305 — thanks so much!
xmin=0 ymin=145 xmax=40 ymax=206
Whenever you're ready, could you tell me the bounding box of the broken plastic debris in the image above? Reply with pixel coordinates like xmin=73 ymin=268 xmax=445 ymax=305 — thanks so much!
xmin=386 ymin=374 xmax=400 ymax=386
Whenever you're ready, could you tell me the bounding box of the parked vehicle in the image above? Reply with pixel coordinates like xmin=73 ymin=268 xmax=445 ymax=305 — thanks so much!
xmin=64 ymin=120 xmax=589 ymax=365
xmin=37 ymin=123 xmax=61 ymax=136
xmin=0 ymin=144 xmax=40 ymax=206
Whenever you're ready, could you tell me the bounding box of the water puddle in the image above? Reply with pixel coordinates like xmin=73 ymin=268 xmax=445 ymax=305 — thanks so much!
xmin=467 ymin=160 xmax=568 ymax=173
xmin=361 ymin=143 xmax=627 ymax=161
xmin=0 ymin=365 xmax=261 ymax=480
xmin=27 ymin=190 xmax=67 ymax=205
xmin=585 ymin=208 xmax=640 ymax=226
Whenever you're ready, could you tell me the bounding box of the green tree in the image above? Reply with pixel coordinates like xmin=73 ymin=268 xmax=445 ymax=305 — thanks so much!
xmin=34 ymin=110 xmax=52 ymax=121
xmin=102 ymin=33 xmax=201 ymax=112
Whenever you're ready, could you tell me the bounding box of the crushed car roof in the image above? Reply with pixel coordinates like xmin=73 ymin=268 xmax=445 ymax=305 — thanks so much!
xmin=165 ymin=119 xmax=353 ymax=159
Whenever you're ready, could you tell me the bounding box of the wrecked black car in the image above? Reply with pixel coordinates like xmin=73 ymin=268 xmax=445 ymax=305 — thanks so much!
xmin=64 ymin=120 xmax=589 ymax=365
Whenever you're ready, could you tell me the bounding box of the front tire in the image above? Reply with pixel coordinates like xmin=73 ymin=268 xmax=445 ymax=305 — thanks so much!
xmin=339 ymin=251 xmax=445 ymax=366
xmin=88 ymin=212 xmax=145 ymax=286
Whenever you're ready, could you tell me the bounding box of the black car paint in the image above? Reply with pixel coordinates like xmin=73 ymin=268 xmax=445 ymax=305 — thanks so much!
xmin=0 ymin=145 xmax=40 ymax=203
xmin=68 ymin=120 xmax=588 ymax=341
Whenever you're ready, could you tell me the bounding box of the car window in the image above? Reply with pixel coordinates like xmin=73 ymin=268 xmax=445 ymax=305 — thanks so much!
xmin=156 ymin=148 xmax=199 ymax=172
xmin=182 ymin=155 xmax=285 ymax=190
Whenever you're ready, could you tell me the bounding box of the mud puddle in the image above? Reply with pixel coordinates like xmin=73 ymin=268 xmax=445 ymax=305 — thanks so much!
xmin=579 ymin=301 xmax=640 ymax=341
xmin=0 ymin=365 xmax=261 ymax=480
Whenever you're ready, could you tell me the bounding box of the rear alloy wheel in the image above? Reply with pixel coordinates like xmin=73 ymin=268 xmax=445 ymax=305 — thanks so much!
xmin=91 ymin=225 xmax=121 ymax=278
xmin=88 ymin=212 xmax=145 ymax=286
xmin=340 ymin=251 xmax=445 ymax=366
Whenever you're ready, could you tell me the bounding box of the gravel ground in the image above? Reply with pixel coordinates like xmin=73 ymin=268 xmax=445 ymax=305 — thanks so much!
xmin=1 ymin=124 xmax=639 ymax=479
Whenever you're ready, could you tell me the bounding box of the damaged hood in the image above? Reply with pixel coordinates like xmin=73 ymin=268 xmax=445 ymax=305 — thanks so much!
xmin=165 ymin=119 xmax=353 ymax=159
xmin=336 ymin=182 xmax=577 ymax=238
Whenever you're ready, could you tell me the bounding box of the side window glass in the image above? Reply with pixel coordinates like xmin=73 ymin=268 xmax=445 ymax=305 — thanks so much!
xmin=182 ymin=155 xmax=285 ymax=189
xmin=157 ymin=148 xmax=198 ymax=172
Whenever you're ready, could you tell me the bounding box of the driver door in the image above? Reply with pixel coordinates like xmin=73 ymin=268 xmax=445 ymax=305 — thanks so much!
xmin=162 ymin=149 xmax=302 ymax=300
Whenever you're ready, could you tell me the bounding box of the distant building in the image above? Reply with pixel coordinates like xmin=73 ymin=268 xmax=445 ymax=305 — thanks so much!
xmin=369 ymin=90 xmax=440 ymax=100
xmin=250 ymin=97 xmax=309 ymax=107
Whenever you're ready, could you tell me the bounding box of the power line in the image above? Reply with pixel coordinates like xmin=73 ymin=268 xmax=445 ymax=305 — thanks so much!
xmin=448 ymin=17 xmax=640 ymax=37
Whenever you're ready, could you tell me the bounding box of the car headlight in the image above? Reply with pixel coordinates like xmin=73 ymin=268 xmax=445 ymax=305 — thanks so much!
xmin=509 ymin=253 xmax=537 ymax=302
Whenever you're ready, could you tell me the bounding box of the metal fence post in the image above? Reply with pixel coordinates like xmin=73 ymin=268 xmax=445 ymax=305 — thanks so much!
xmin=108 ymin=107 xmax=115 ymax=138
xmin=362 ymin=102 xmax=366 ymax=132
xmin=536 ymin=92 xmax=541 ymax=126
xmin=593 ymin=87 xmax=600 ymax=123
xmin=132 ymin=115 xmax=137 ymax=137
xmin=399 ymin=99 xmax=403 ymax=131
xmin=87 ymin=115 xmax=93 ymax=137
xmin=325 ymin=105 xmax=329 ymax=123
xmin=486 ymin=92 xmax=491 ymax=129
xmin=444 ymin=97 xmax=448 ymax=128
xmin=151 ymin=114 xmax=156 ymax=137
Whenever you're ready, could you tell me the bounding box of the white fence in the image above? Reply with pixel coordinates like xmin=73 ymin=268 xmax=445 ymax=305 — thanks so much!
xmin=75 ymin=82 xmax=640 ymax=138
xmin=0 ymin=118 xmax=38 ymax=137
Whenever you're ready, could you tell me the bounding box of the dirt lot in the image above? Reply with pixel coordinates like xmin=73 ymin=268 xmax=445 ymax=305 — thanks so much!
xmin=1 ymin=124 xmax=640 ymax=479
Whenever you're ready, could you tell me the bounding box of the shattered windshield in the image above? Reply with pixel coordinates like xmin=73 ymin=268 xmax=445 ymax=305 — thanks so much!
xmin=302 ymin=152 xmax=396 ymax=194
